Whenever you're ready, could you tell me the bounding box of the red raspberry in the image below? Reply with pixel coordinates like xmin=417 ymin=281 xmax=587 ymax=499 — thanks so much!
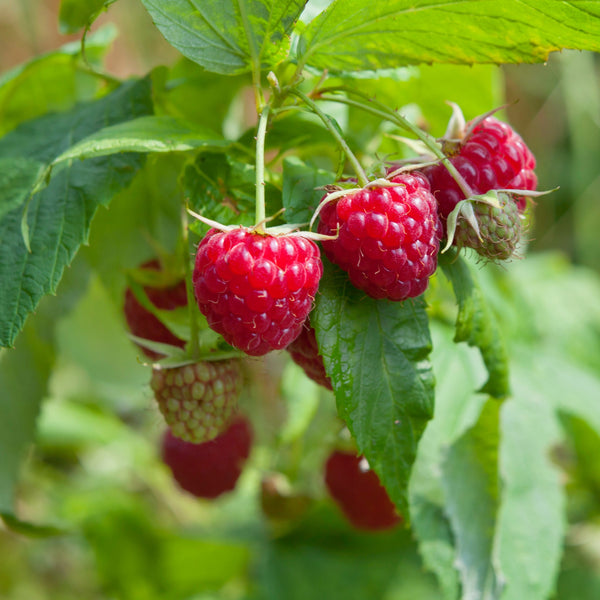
xmin=123 ymin=259 xmax=187 ymax=360
xmin=162 ymin=416 xmax=252 ymax=499
xmin=317 ymin=174 xmax=441 ymax=301
xmin=287 ymin=320 xmax=332 ymax=390
xmin=325 ymin=450 xmax=401 ymax=531
xmin=151 ymin=359 xmax=242 ymax=443
xmin=193 ymin=228 xmax=323 ymax=356
xmin=423 ymin=117 xmax=537 ymax=222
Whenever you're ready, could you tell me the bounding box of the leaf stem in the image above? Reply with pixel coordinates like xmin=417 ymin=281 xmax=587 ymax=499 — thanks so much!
xmin=319 ymin=90 xmax=473 ymax=197
xmin=291 ymin=89 xmax=368 ymax=187
xmin=254 ymin=104 xmax=270 ymax=229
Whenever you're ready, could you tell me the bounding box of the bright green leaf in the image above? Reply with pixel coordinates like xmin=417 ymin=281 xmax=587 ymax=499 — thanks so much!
xmin=439 ymin=251 xmax=509 ymax=398
xmin=0 ymin=78 xmax=153 ymax=348
xmin=494 ymin=376 xmax=565 ymax=600
xmin=410 ymin=322 xmax=490 ymax=600
xmin=140 ymin=0 xmax=307 ymax=75
xmin=298 ymin=0 xmax=600 ymax=73
xmin=313 ymin=260 xmax=435 ymax=517
xmin=441 ymin=399 xmax=503 ymax=600
xmin=0 ymin=26 xmax=116 ymax=136
xmin=59 ymin=0 xmax=115 ymax=33
xmin=0 ymin=324 xmax=54 ymax=514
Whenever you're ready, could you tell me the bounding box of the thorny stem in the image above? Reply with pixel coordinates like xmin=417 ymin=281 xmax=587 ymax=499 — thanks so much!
xmin=181 ymin=197 xmax=200 ymax=360
xmin=254 ymin=104 xmax=271 ymax=230
xmin=318 ymin=89 xmax=474 ymax=198
xmin=292 ymin=89 xmax=369 ymax=187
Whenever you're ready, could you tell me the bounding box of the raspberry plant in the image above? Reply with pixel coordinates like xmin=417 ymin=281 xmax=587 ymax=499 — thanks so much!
xmin=2 ymin=1 xmax=600 ymax=599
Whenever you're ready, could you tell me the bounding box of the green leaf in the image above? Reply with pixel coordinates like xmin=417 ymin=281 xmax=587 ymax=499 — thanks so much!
xmin=441 ymin=399 xmax=503 ymax=600
xmin=140 ymin=0 xmax=307 ymax=75
xmin=0 ymin=157 xmax=45 ymax=220
xmin=439 ymin=251 xmax=509 ymax=399
xmin=410 ymin=322 xmax=490 ymax=600
xmin=494 ymin=376 xmax=565 ymax=600
xmin=59 ymin=0 xmax=115 ymax=33
xmin=51 ymin=115 xmax=228 ymax=167
xmin=0 ymin=324 xmax=54 ymax=514
xmin=0 ymin=78 xmax=153 ymax=348
xmin=282 ymin=156 xmax=334 ymax=224
xmin=297 ymin=0 xmax=600 ymax=73
xmin=0 ymin=26 xmax=116 ymax=136
xmin=184 ymin=152 xmax=281 ymax=230
xmin=312 ymin=260 xmax=435 ymax=517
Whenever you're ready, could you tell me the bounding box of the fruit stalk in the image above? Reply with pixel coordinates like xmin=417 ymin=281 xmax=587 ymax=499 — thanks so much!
xmin=318 ymin=90 xmax=474 ymax=198
xmin=255 ymin=104 xmax=270 ymax=229
xmin=292 ymin=89 xmax=368 ymax=187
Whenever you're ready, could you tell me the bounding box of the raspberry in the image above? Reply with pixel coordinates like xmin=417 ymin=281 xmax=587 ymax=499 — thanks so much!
xmin=287 ymin=320 xmax=332 ymax=390
xmin=123 ymin=259 xmax=187 ymax=360
xmin=324 ymin=450 xmax=401 ymax=531
xmin=454 ymin=193 xmax=522 ymax=260
xmin=193 ymin=228 xmax=323 ymax=356
xmin=423 ymin=116 xmax=537 ymax=223
xmin=161 ymin=416 xmax=252 ymax=499
xmin=317 ymin=174 xmax=441 ymax=301
xmin=151 ymin=360 xmax=242 ymax=443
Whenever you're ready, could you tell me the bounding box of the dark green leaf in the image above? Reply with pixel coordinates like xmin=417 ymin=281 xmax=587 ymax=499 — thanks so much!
xmin=298 ymin=0 xmax=600 ymax=72
xmin=282 ymin=156 xmax=334 ymax=224
xmin=0 ymin=78 xmax=153 ymax=348
xmin=140 ymin=0 xmax=306 ymax=75
xmin=313 ymin=260 xmax=435 ymax=517
xmin=439 ymin=251 xmax=509 ymax=398
xmin=59 ymin=0 xmax=115 ymax=33
xmin=441 ymin=399 xmax=503 ymax=599
xmin=184 ymin=152 xmax=282 ymax=231
xmin=52 ymin=115 xmax=228 ymax=166
xmin=0 ymin=27 xmax=116 ymax=136
xmin=0 ymin=158 xmax=45 ymax=220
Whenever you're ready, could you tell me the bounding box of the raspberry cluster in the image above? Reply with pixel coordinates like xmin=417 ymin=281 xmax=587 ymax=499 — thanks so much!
xmin=162 ymin=416 xmax=252 ymax=499
xmin=193 ymin=228 xmax=323 ymax=356
xmin=317 ymin=174 xmax=441 ymax=301
xmin=123 ymin=259 xmax=187 ymax=360
xmin=286 ymin=320 xmax=332 ymax=391
xmin=151 ymin=360 xmax=242 ymax=444
xmin=325 ymin=450 xmax=401 ymax=531
xmin=423 ymin=116 xmax=537 ymax=223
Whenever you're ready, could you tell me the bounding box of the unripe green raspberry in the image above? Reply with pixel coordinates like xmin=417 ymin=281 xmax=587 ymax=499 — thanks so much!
xmin=151 ymin=360 xmax=242 ymax=443
xmin=455 ymin=193 xmax=521 ymax=260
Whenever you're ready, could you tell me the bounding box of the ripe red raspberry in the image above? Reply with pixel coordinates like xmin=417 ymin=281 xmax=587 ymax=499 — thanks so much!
xmin=325 ymin=450 xmax=401 ymax=531
xmin=162 ymin=416 xmax=252 ymax=499
xmin=317 ymin=174 xmax=441 ymax=301
xmin=423 ymin=117 xmax=537 ymax=222
xmin=151 ymin=360 xmax=242 ymax=443
xmin=287 ymin=320 xmax=332 ymax=390
xmin=123 ymin=259 xmax=187 ymax=360
xmin=193 ymin=228 xmax=323 ymax=356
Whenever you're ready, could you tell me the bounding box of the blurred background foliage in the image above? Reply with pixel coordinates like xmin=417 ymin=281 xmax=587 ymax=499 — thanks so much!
xmin=1 ymin=1 xmax=600 ymax=599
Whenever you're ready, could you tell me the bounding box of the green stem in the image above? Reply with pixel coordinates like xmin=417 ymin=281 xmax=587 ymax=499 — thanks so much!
xmin=319 ymin=90 xmax=474 ymax=198
xmin=255 ymin=104 xmax=270 ymax=229
xmin=181 ymin=198 xmax=200 ymax=359
xmin=292 ymin=89 xmax=368 ymax=187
